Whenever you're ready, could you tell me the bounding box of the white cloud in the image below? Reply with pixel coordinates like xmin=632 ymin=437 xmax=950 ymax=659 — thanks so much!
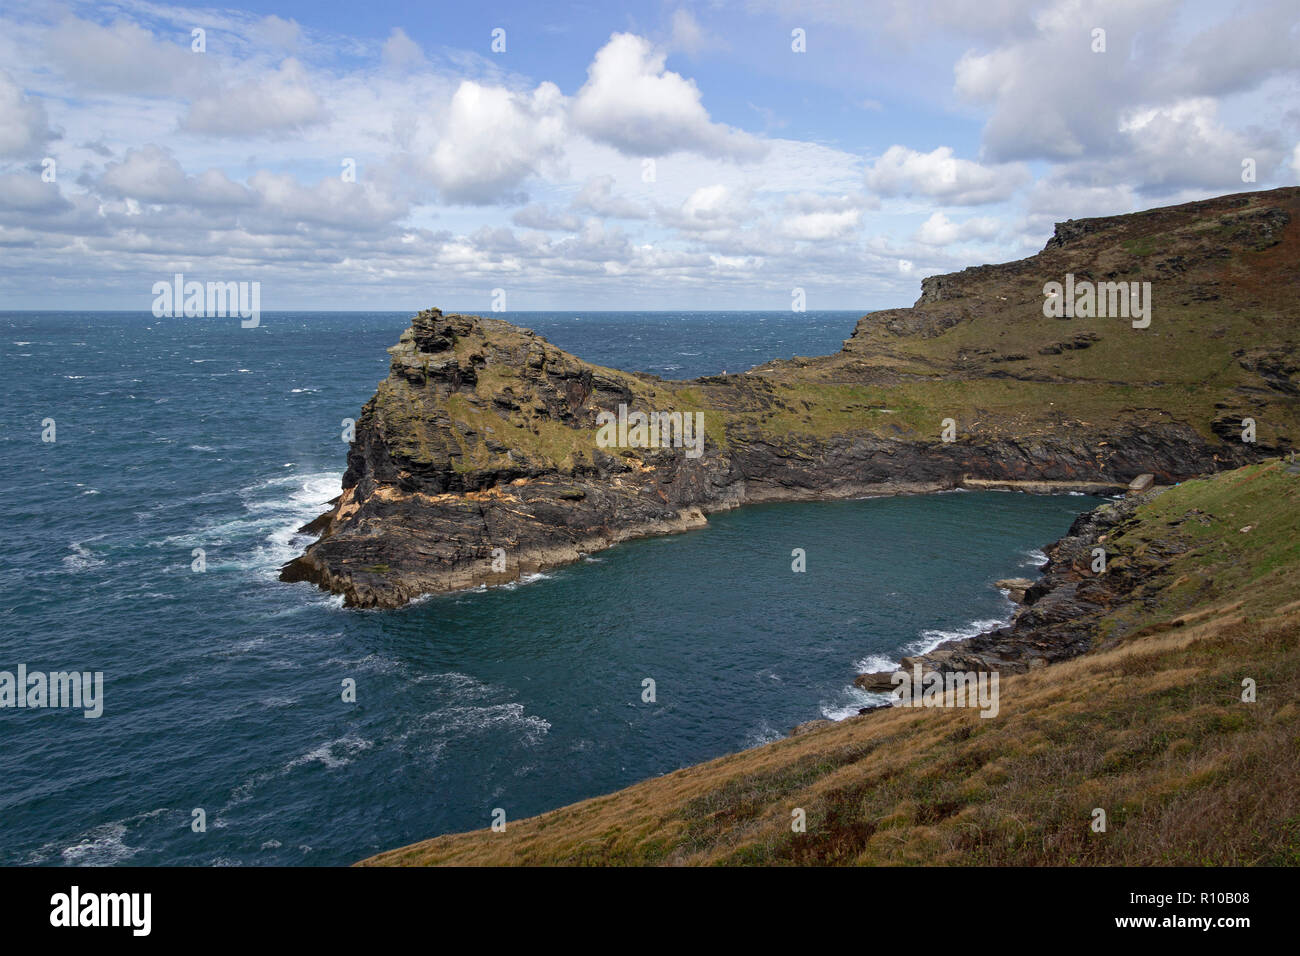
xmin=425 ymin=80 xmax=567 ymax=204
xmin=950 ymin=0 xmax=1298 ymax=181
xmin=669 ymin=9 xmax=711 ymax=55
xmin=512 ymin=203 xmax=582 ymax=232
xmin=866 ymin=145 xmax=1028 ymax=205
xmin=781 ymin=208 xmax=862 ymax=240
xmin=256 ymin=16 xmax=303 ymax=50
xmin=100 ymin=146 xmax=253 ymax=206
xmin=45 ymin=16 xmax=202 ymax=95
xmin=914 ymin=211 xmax=999 ymax=245
xmin=572 ymin=175 xmax=650 ymax=219
xmin=0 ymin=173 xmax=69 ymax=211
xmin=572 ymin=33 xmax=765 ymax=160
xmin=660 ymin=183 xmax=755 ymax=232
xmin=248 ymin=170 xmax=410 ymax=228
xmin=183 ymin=59 xmax=327 ymax=136
xmin=1115 ymin=97 xmax=1281 ymax=192
xmin=0 ymin=70 xmax=52 ymax=157
xmin=382 ymin=28 xmax=424 ymax=69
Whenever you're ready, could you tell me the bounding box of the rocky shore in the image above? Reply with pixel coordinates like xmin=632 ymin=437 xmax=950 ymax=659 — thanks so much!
xmin=854 ymin=489 xmax=1166 ymax=696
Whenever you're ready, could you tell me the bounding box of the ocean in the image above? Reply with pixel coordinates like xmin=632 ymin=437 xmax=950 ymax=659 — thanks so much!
xmin=0 ymin=310 xmax=1099 ymax=866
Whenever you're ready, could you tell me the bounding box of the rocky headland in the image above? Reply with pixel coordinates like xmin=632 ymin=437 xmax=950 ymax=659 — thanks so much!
xmin=283 ymin=187 xmax=1298 ymax=609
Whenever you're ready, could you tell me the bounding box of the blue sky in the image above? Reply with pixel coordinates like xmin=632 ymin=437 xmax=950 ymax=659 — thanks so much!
xmin=0 ymin=0 xmax=1297 ymax=311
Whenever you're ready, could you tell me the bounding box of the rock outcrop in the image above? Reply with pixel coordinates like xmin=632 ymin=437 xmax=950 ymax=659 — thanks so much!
xmin=283 ymin=187 xmax=1300 ymax=607
xmin=855 ymin=490 xmax=1165 ymax=691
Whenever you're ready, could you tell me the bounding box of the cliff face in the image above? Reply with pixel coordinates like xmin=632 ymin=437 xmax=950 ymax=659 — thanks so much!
xmin=282 ymin=187 xmax=1300 ymax=608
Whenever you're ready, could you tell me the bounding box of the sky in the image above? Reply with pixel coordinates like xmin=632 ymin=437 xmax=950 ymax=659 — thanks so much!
xmin=0 ymin=0 xmax=1297 ymax=312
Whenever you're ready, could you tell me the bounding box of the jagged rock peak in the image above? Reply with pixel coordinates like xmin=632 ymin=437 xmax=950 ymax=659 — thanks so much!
xmin=405 ymin=307 xmax=483 ymax=353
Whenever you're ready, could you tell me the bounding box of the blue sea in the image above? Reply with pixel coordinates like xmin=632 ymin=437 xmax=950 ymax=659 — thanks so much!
xmin=0 ymin=310 xmax=1099 ymax=866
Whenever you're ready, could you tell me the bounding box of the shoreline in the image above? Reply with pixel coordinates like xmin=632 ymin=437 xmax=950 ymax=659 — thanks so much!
xmin=283 ymin=475 xmax=1128 ymax=608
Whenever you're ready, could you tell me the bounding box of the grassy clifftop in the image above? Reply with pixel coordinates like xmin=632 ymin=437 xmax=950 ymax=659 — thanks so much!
xmin=361 ymin=459 xmax=1300 ymax=865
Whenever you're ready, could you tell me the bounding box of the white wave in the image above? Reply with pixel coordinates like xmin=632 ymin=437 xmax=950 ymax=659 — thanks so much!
xmin=260 ymin=696 xmax=300 ymax=709
xmin=59 ymin=823 xmax=139 ymax=866
xmin=163 ymin=470 xmax=341 ymax=578
xmin=498 ymin=571 xmax=552 ymax=590
xmin=744 ymin=723 xmax=784 ymax=748
xmin=34 ymin=807 xmax=170 ymax=866
xmin=821 ymin=682 xmax=889 ymax=721
xmin=62 ymin=540 xmax=106 ymax=572
xmin=1020 ymin=548 xmax=1049 ymax=568
xmin=432 ymin=702 xmax=551 ymax=744
xmin=286 ymin=733 xmax=374 ymax=771
xmin=854 ymin=653 xmax=899 ymax=673
xmin=907 ymin=616 xmax=1010 ymax=658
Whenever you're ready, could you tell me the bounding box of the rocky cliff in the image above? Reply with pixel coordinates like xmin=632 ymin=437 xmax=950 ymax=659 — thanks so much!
xmin=282 ymin=187 xmax=1300 ymax=607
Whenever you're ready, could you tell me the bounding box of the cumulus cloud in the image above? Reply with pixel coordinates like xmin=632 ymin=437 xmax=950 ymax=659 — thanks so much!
xmin=382 ymin=28 xmax=425 ymax=69
xmin=572 ymin=33 xmax=765 ymax=160
xmin=914 ymin=211 xmax=999 ymax=245
xmin=0 ymin=71 xmax=53 ymax=157
xmin=783 ymin=191 xmax=875 ymax=214
xmin=512 ymin=203 xmax=582 ymax=232
xmin=425 ymin=81 xmax=567 ymax=205
xmin=1115 ymin=98 xmax=1283 ymax=193
xmin=100 ymin=146 xmax=253 ymax=205
xmin=248 ymin=170 xmax=410 ymax=228
xmin=183 ymin=59 xmax=327 ymax=136
xmin=572 ymin=175 xmax=650 ymax=219
xmin=94 ymin=146 xmax=409 ymax=231
xmin=951 ymin=0 xmax=1298 ymax=180
xmin=780 ymin=209 xmax=862 ymax=240
xmin=866 ymin=145 xmax=1028 ymax=204
xmin=0 ymin=173 xmax=70 ymax=212
xmin=659 ymin=183 xmax=754 ymax=231
xmin=45 ymin=17 xmax=201 ymax=95
xmin=256 ymin=15 xmax=303 ymax=50
xmin=669 ymin=9 xmax=712 ymax=55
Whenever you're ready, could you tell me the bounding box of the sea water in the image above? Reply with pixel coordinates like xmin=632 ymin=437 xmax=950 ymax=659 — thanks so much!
xmin=0 ymin=310 xmax=1097 ymax=865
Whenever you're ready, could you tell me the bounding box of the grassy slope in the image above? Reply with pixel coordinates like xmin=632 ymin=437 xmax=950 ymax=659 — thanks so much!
xmin=362 ymin=460 xmax=1300 ymax=865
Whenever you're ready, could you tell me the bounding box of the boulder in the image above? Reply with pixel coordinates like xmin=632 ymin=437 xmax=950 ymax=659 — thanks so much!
xmin=1128 ymin=473 xmax=1155 ymax=494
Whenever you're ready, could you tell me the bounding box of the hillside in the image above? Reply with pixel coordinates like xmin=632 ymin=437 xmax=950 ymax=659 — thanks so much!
xmin=361 ymin=459 xmax=1300 ymax=865
xmin=283 ymin=187 xmax=1299 ymax=609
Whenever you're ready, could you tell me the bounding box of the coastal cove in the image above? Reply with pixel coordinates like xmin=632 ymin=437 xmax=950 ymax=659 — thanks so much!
xmin=3 ymin=308 xmax=1095 ymax=867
